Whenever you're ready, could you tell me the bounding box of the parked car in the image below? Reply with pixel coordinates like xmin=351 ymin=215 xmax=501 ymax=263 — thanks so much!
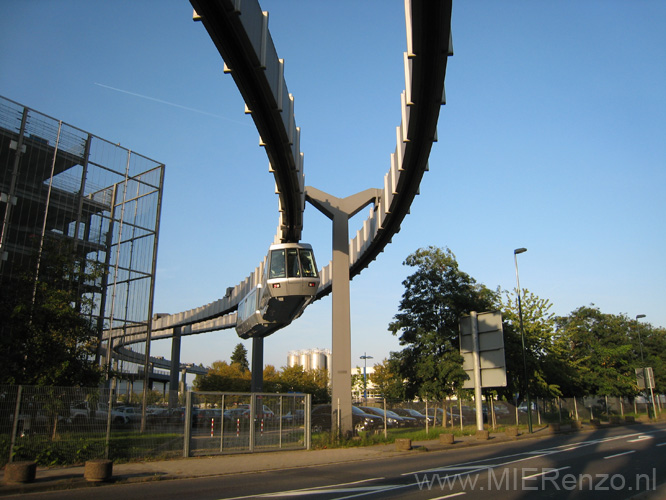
xmin=224 ymin=408 xmax=247 ymax=422
xmin=145 ymin=406 xmax=169 ymax=424
xmin=357 ymin=406 xmax=406 ymax=428
xmin=236 ymin=404 xmax=275 ymax=420
xmin=167 ymin=407 xmax=186 ymax=424
xmin=491 ymin=402 xmax=512 ymax=416
xmin=311 ymin=404 xmax=382 ymax=434
xmin=192 ymin=408 xmax=222 ymax=427
xmin=9 ymin=402 xmax=70 ymax=435
xmin=115 ymin=406 xmax=142 ymax=425
xmin=69 ymin=401 xmax=128 ymax=426
xmin=518 ymin=402 xmax=537 ymax=413
xmin=388 ymin=409 xmax=417 ymax=427
xmin=425 ymin=407 xmax=447 ymax=425
xmin=282 ymin=409 xmax=305 ymax=425
xmin=391 ymin=408 xmax=431 ymax=426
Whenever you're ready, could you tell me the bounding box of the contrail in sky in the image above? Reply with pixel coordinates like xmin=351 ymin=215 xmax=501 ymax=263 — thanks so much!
xmin=94 ymin=82 xmax=247 ymax=123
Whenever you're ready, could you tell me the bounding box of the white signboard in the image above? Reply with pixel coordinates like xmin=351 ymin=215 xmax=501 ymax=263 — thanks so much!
xmin=460 ymin=311 xmax=507 ymax=388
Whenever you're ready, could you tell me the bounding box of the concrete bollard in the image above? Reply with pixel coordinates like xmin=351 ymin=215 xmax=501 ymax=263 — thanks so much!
xmin=476 ymin=430 xmax=489 ymax=440
xmin=439 ymin=433 xmax=455 ymax=445
xmin=609 ymin=416 xmax=622 ymax=425
xmin=571 ymin=420 xmax=582 ymax=430
xmin=505 ymin=427 xmax=519 ymax=437
xmin=549 ymin=423 xmax=560 ymax=433
xmin=624 ymin=416 xmax=636 ymax=424
xmin=395 ymin=438 xmax=412 ymax=451
xmin=84 ymin=459 xmax=113 ymax=482
xmin=590 ymin=418 xmax=601 ymax=427
xmin=4 ymin=461 xmax=37 ymax=484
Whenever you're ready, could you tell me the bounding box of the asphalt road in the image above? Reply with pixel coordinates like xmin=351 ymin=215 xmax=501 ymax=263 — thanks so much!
xmin=8 ymin=423 xmax=666 ymax=500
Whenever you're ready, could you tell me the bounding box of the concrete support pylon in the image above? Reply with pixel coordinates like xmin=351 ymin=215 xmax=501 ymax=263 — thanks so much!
xmin=251 ymin=336 xmax=264 ymax=393
xmin=306 ymin=186 xmax=381 ymax=437
xmin=169 ymin=327 xmax=181 ymax=409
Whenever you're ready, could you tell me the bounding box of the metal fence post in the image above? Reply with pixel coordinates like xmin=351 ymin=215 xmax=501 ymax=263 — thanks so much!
xmin=249 ymin=394 xmax=256 ymax=453
xmin=105 ymin=386 xmax=114 ymax=459
xmin=278 ymin=395 xmax=283 ymax=449
xmin=220 ymin=394 xmax=225 ymax=452
xmin=305 ymin=394 xmax=311 ymax=450
xmin=8 ymin=385 xmax=23 ymax=463
xmin=183 ymin=390 xmax=192 ymax=458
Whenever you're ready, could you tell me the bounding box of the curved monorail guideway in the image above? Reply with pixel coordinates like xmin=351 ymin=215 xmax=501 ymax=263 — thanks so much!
xmin=110 ymin=0 xmax=453 ymax=435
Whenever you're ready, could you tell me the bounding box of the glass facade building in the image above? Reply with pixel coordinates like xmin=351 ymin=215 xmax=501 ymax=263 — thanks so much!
xmin=0 ymin=96 xmax=164 ymax=379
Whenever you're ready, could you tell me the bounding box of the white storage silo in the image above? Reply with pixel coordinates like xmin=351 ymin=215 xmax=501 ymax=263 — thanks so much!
xmin=310 ymin=349 xmax=327 ymax=371
xmin=299 ymin=351 xmax=311 ymax=371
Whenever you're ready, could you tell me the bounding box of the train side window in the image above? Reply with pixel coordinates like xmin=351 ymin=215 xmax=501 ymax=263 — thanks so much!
xmin=269 ymin=249 xmax=286 ymax=279
xmin=287 ymin=248 xmax=300 ymax=277
xmin=299 ymin=249 xmax=317 ymax=277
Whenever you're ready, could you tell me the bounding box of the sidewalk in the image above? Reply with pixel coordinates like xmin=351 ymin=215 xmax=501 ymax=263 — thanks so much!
xmin=1 ymin=425 xmax=664 ymax=498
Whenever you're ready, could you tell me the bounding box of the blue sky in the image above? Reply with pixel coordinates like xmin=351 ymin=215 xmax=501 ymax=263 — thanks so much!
xmin=2 ymin=1 xmax=664 ymax=372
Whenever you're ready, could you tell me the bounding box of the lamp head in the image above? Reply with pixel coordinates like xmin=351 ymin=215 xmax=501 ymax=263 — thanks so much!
xmin=514 ymin=248 xmax=527 ymax=255
xmin=636 ymin=314 xmax=646 ymax=320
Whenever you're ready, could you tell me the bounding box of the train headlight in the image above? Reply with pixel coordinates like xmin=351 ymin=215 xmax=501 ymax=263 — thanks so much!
xmin=272 ymin=283 xmax=281 ymax=288
xmin=308 ymin=282 xmax=316 ymax=287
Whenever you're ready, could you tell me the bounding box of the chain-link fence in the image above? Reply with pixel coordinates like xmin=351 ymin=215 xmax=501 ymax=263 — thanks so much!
xmin=3 ymin=385 xmax=660 ymax=466
xmin=371 ymin=394 xmax=662 ymax=431
xmin=1 ymin=386 xmax=310 ymax=467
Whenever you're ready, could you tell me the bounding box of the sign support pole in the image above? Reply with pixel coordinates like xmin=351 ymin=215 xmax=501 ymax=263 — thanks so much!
xmin=470 ymin=311 xmax=484 ymax=431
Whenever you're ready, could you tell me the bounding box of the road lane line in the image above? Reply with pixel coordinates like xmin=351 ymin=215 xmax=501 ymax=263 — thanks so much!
xmin=218 ymin=477 xmax=386 ymax=499
xmin=522 ymin=466 xmax=571 ymax=480
xmin=405 ymin=429 xmax=658 ymax=476
xmin=429 ymin=493 xmax=466 ymax=499
xmin=603 ymin=450 xmax=636 ymax=459
xmin=628 ymin=435 xmax=652 ymax=443
xmin=657 ymin=442 xmax=666 ymax=447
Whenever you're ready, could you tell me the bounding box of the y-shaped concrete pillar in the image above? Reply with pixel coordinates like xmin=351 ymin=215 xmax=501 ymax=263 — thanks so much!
xmin=306 ymin=186 xmax=381 ymax=437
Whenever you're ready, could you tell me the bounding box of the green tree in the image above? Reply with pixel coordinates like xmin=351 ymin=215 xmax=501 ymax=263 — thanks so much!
xmin=370 ymin=359 xmax=405 ymax=402
xmin=638 ymin=325 xmax=666 ymax=394
xmin=351 ymin=369 xmax=365 ymax=399
xmin=230 ymin=343 xmax=249 ymax=372
xmin=388 ymin=247 xmax=498 ymax=401
xmin=500 ymin=288 xmax=569 ymax=400
xmin=0 ymin=241 xmax=103 ymax=386
xmin=555 ymin=306 xmax=636 ymax=397
xmin=194 ymin=360 xmax=251 ymax=392
xmin=276 ymin=365 xmax=329 ymax=403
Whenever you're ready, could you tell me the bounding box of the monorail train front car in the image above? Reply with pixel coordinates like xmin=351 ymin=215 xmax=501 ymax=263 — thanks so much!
xmin=235 ymin=243 xmax=320 ymax=339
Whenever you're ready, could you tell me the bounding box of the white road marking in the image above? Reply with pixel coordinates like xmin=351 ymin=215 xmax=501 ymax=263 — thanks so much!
xmin=220 ymin=426 xmax=666 ymax=500
xmin=218 ymin=477 xmax=386 ymax=499
xmin=522 ymin=466 xmax=571 ymax=480
xmin=628 ymin=435 xmax=652 ymax=443
xmin=603 ymin=450 xmax=636 ymax=459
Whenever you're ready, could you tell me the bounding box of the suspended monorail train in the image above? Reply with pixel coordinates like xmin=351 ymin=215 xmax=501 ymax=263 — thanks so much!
xmin=235 ymin=243 xmax=320 ymax=339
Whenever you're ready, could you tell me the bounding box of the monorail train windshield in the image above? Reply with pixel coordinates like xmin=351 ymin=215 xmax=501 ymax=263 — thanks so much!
xmin=236 ymin=243 xmax=320 ymax=339
xmin=269 ymin=247 xmax=318 ymax=279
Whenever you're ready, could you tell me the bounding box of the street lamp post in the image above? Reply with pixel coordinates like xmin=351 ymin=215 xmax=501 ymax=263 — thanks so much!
xmin=635 ymin=314 xmax=646 ymax=364
xmin=514 ymin=247 xmax=533 ymax=433
xmin=360 ymin=353 xmax=373 ymax=403
xmin=635 ymin=314 xmax=656 ymax=418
